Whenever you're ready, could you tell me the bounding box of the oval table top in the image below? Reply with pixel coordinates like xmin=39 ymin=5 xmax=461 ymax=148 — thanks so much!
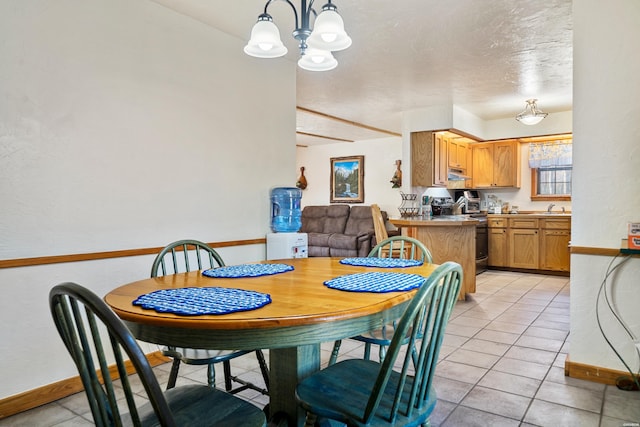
xmin=104 ymin=257 xmax=438 ymax=349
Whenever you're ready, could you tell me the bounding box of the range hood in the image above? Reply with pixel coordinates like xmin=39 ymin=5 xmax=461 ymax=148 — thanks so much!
xmin=447 ymin=168 xmax=470 ymax=181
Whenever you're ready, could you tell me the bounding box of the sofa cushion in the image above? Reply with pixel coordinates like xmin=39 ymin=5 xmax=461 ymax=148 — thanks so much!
xmin=327 ymin=233 xmax=359 ymax=250
xmin=323 ymin=205 xmax=350 ymax=234
xmin=308 ymin=244 xmax=330 ymax=257
xmin=328 ymin=231 xmax=372 ymax=257
xmin=307 ymin=232 xmax=330 ymax=248
xmin=300 ymin=206 xmax=329 ymax=233
xmin=344 ymin=205 xmax=375 ymax=236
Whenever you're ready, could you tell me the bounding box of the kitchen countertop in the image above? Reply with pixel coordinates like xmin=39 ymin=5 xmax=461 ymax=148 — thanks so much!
xmin=487 ymin=213 xmax=572 ymax=218
xmin=390 ymin=215 xmax=480 ymax=226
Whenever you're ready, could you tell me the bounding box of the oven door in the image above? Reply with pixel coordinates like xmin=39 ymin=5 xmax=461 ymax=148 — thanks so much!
xmin=475 ymin=217 xmax=488 ymax=274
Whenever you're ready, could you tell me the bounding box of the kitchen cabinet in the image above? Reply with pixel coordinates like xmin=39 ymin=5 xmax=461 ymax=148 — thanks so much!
xmin=472 ymin=140 xmax=520 ymax=188
xmin=448 ymin=139 xmax=469 ymax=171
xmin=488 ymin=215 xmax=571 ymax=273
xmin=434 ymin=133 xmax=448 ymax=185
xmin=411 ymin=131 xmax=447 ymax=187
xmin=509 ymin=230 xmax=539 ymax=269
xmin=540 ymin=218 xmax=571 ymax=271
xmin=488 ymin=218 xmax=508 ymax=267
xmin=508 ymin=217 xmax=539 ymax=269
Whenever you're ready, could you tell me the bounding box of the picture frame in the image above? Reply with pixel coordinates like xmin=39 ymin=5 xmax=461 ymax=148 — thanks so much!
xmin=330 ymin=155 xmax=364 ymax=203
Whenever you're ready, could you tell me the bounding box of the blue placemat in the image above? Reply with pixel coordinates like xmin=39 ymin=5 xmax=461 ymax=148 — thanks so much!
xmin=133 ymin=287 xmax=272 ymax=315
xmin=202 ymin=263 xmax=293 ymax=278
xmin=340 ymin=257 xmax=423 ymax=268
xmin=324 ymin=272 xmax=425 ymax=293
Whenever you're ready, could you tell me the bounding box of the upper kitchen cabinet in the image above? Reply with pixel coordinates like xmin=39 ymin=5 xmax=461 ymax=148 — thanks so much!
xmin=411 ymin=131 xmax=477 ymax=188
xmin=448 ymin=139 xmax=469 ymax=171
xmin=472 ymin=140 xmax=521 ymax=188
xmin=434 ymin=132 xmax=449 ymax=186
xmin=411 ymin=131 xmax=447 ymax=187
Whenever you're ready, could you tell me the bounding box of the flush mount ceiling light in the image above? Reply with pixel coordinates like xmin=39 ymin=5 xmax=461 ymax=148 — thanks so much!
xmin=515 ymin=99 xmax=549 ymax=125
xmin=244 ymin=0 xmax=351 ymax=72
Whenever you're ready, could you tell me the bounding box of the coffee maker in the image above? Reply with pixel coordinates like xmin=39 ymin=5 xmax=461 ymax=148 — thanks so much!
xmin=454 ymin=190 xmax=481 ymax=214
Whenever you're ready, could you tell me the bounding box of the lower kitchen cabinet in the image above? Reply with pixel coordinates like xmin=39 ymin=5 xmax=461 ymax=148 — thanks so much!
xmin=488 ymin=218 xmax=508 ymax=267
xmin=509 ymin=228 xmax=539 ymax=269
xmin=540 ymin=218 xmax=571 ymax=271
xmin=488 ymin=215 xmax=571 ymax=273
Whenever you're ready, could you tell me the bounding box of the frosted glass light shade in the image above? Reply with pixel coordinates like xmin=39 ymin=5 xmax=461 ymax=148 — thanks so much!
xmin=515 ymin=99 xmax=548 ymax=125
xmin=517 ymin=115 xmax=545 ymax=125
xmin=307 ymin=7 xmax=352 ymax=51
xmin=297 ymin=49 xmax=338 ymax=71
xmin=244 ymin=16 xmax=288 ymax=58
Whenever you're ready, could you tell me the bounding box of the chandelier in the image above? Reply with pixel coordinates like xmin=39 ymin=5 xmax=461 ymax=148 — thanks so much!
xmin=515 ymin=99 xmax=549 ymax=125
xmin=243 ymin=0 xmax=352 ymax=72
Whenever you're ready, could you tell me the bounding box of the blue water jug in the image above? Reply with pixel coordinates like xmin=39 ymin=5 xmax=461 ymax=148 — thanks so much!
xmin=270 ymin=187 xmax=302 ymax=232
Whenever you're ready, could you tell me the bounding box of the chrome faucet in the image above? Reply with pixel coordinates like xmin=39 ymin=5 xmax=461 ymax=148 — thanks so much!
xmin=547 ymin=203 xmax=555 ymax=213
xmin=561 ymin=206 xmax=566 ymax=214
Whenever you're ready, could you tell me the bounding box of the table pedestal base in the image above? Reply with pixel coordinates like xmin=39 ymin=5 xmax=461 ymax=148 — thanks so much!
xmin=269 ymin=344 xmax=321 ymax=427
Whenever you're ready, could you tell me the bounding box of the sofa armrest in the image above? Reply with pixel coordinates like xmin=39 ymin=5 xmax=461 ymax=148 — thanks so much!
xmin=356 ymin=231 xmax=373 ymax=240
xmin=356 ymin=231 xmax=374 ymax=257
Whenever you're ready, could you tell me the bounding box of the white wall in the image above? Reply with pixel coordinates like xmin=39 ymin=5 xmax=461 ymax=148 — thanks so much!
xmin=296 ymin=137 xmax=403 ymax=215
xmin=570 ymin=1 xmax=640 ymax=374
xmin=0 ymin=0 xmax=295 ymax=399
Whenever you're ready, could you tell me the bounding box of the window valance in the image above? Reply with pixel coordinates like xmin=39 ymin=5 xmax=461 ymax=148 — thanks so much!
xmin=528 ymin=140 xmax=572 ymax=168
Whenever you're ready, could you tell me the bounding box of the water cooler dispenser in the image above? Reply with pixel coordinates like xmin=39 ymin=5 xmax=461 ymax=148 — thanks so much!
xmin=266 ymin=232 xmax=308 ymax=260
xmin=266 ymin=187 xmax=308 ymax=260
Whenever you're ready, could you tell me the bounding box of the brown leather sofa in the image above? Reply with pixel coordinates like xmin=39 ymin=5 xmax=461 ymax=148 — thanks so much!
xmin=300 ymin=205 xmax=396 ymax=257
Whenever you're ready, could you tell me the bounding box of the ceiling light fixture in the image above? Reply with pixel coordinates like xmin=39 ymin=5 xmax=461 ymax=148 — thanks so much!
xmin=244 ymin=0 xmax=351 ymax=72
xmin=515 ymin=99 xmax=549 ymax=125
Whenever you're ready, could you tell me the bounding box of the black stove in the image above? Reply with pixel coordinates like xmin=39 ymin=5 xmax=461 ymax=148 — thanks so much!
xmin=468 ymin=213 xmax=488 ymax=274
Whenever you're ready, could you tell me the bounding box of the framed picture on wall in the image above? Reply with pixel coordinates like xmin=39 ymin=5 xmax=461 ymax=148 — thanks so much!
xmin=330 ymin=155 xmax=364 ymax=203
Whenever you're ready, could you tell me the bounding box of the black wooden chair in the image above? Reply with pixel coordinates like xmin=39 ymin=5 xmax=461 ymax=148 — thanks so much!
xmin=151 ymin=239 xmax=269 ymax=394
xmin=296 ymin=262 xmax=462 ymax=427
xmin=329 ymin=236 xmax=434 ymax=365
xmin=49 ymin=282 xmax=266 ymax=427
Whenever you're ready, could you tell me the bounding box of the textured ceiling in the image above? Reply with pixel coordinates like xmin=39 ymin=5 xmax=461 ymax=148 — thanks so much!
xmin=150 ymin=0 xmax=573 ymax=145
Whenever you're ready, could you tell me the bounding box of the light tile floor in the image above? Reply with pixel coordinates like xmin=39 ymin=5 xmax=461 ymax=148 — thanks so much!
xmin=2 ymin=270 xmax=639 ymax=426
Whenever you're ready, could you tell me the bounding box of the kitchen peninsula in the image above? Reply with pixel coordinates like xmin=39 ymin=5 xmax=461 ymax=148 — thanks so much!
xmin=390 ymin=215 xmax=478 ymax=300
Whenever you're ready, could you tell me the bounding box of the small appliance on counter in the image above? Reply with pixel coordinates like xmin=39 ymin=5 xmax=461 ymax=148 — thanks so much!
xmin=454 ymin=190 xmax=481 ymax=214
xmin=430 ymin=196 xmax=454 ymax=216
xmin=486 ymin=194 xmax=502 ymax=214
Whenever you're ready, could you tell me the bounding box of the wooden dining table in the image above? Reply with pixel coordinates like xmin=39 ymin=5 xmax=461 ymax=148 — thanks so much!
xmin=104 ymin=257 xmax=438 ymax=427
